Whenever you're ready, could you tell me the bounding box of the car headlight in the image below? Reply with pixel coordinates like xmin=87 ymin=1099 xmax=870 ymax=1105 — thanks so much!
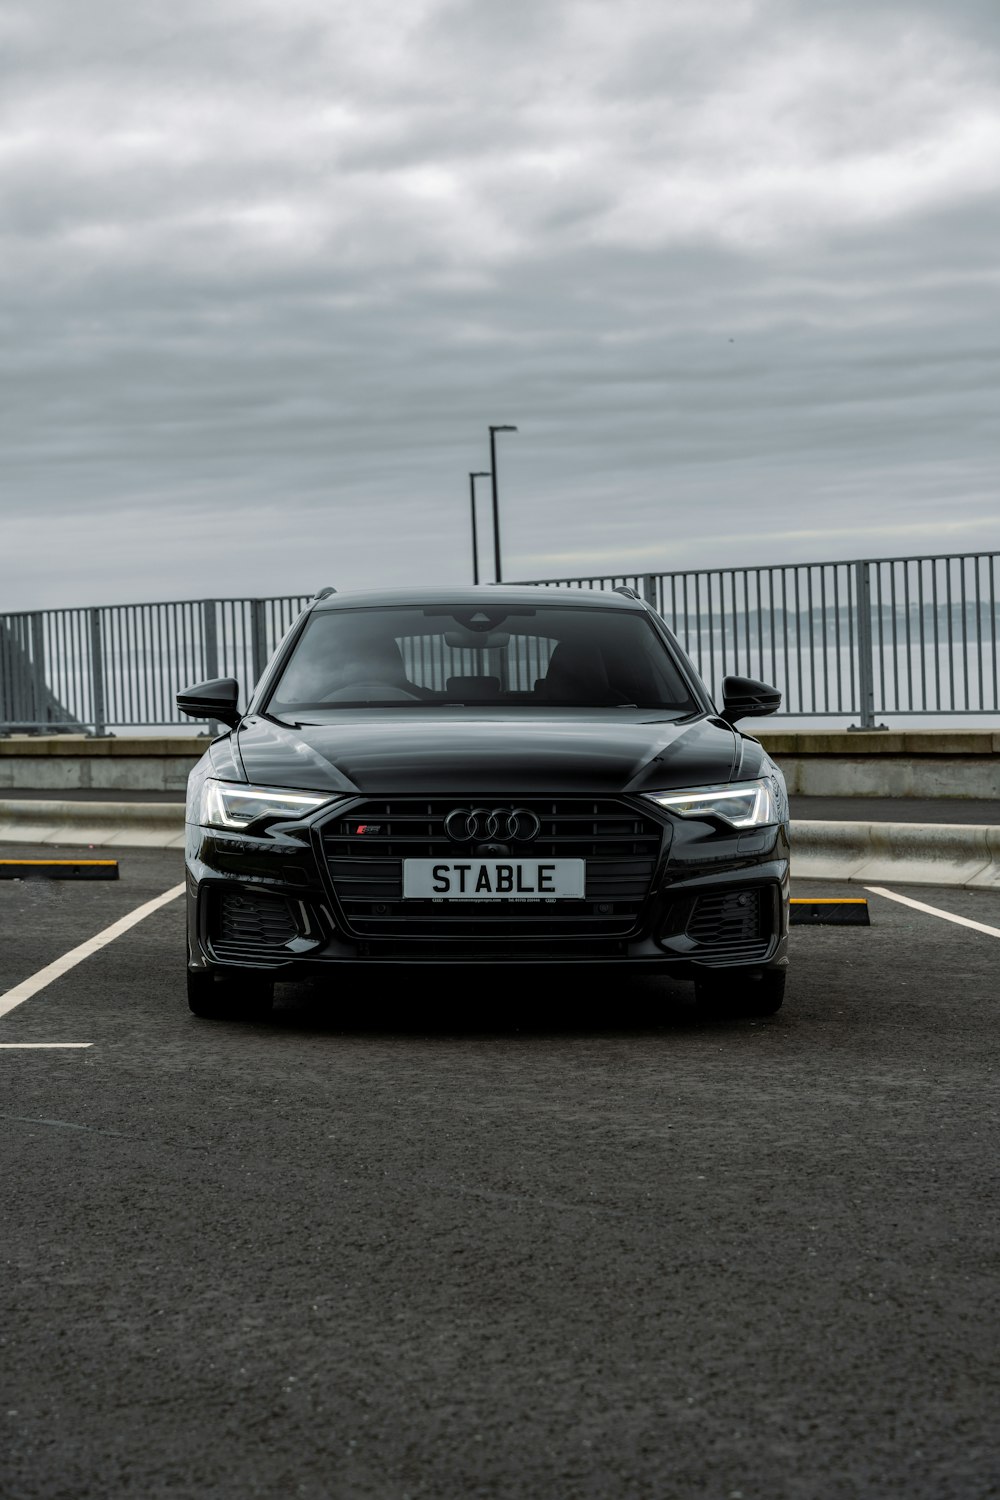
xmin=193 ymin=779 xmax=342 ymax=831
xmin=643 ymin=778 xmax=777 ymax=829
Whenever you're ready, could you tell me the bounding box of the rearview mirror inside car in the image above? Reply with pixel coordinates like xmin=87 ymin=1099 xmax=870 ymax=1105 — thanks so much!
xmin=444 ymin=631 xmax=511 ymax=649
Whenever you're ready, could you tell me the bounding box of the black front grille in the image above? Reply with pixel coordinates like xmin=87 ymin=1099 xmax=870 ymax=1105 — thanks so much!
xmin=321 ymin=798 xmax=664 ymax=939
xmin=209 ymin=888 xmax=299 ymax=964
xmin=686 ymin=889 xmax=771 ymax=963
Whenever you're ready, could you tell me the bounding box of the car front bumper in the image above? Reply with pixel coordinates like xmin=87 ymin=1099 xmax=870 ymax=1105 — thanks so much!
xmin=184 ymin=798 xmax=790 ymax=980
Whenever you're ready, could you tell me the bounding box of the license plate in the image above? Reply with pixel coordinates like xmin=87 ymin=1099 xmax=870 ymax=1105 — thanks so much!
xmin=402 ymin=858 xmax=585 ymax=900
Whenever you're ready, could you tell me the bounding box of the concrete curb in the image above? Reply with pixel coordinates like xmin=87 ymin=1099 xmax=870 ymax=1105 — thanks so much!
xmin=788 ymin=819 xmax=1000 ymax=889
xmin=0 ymin=799 xmax=187 ymax=850
xmin=0 ymin=799 xmax=998 ymax=887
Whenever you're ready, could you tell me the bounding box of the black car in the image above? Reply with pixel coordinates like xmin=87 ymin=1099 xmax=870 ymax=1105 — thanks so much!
xmin=177 ymin=585 xmax=789 ymax=1020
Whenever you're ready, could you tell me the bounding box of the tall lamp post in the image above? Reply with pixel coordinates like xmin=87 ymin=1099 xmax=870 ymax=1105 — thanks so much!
xmin=488 ymin=424 xmax=518 ymax=583
xmin=468 ymin=471 xmax=490 ymax=584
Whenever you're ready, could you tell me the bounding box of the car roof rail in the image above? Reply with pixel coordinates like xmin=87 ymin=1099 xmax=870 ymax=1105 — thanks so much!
xmin=612 ymin=585 xmax=641 ymax=601
xmin=312 ymin=585 xmax=337 ymax=600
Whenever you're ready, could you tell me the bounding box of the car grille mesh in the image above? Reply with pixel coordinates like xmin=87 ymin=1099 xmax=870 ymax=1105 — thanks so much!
xmin=321 ymin=798 xmax=664 ymax=939
xmin=685 ymin=889 xmax=771 ymax=963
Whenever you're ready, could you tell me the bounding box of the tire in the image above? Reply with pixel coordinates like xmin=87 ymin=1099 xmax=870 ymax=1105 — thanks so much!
xmin=186 ymin=967 xmax=274 ymax=1021
xmin=694 ymin=967 xmax=785 ymax=1018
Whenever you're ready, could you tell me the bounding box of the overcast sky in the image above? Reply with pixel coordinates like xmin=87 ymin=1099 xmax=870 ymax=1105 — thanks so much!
xmin=2 ymin=0 xmax=999 ymax=612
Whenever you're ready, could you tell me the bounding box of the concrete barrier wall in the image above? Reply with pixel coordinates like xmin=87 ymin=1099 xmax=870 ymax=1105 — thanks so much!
xmin=774 ymin=755 xmax=1000 ymax=799
xmin=1 ymin=798 xmax=998 ymax=888
xmin=758 ymin=729 xmax=1000 ymax=801
xmin=0 ymin=736 xmax=204 ymax=794
xmin=2 ymin=730 xmax=997 ymax=799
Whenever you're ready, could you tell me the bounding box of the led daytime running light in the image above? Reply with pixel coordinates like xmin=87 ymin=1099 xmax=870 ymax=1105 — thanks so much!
xmin=643 ymin=779 xmax=776 ymax=829
xmin=219 ymin=788 xmax=327 ymax=809
xmin=201 ymin=780 xmax=337 ymax=830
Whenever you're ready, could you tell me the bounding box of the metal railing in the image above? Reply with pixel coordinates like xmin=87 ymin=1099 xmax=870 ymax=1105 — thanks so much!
xmin=521 ymin=551 xmax=1000 ymax=727
xmin=1 ymin=595 xmax=311 ymax=735
xmin=1 ymin=552 xmax=998 ymax=733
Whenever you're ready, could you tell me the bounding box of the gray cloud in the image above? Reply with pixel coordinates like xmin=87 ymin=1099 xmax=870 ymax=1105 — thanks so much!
xmin=1 ymin=0 xmax=998 ymax=609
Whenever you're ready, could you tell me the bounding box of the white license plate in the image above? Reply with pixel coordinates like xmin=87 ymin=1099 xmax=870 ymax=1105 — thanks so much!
xmin=402 ymin=858 xmax=585 ymax=900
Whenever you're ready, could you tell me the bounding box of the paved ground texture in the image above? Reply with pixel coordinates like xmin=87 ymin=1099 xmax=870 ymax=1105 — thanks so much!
xmin=1 ymin=845 xmax=998 ymax=1500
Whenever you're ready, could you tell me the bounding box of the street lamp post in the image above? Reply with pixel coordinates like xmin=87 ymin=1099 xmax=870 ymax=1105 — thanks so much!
xmin=488 ymin=424 xmax=518 ymax=583
xmin=468 ymin=471 xmax=490 ymax=584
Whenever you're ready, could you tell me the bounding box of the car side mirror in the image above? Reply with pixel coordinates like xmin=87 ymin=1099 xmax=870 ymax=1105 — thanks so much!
xmin=720 ymin=675 xmax=781 ymax=725
xmin=177 ymin=677 xmax=242 ymax=728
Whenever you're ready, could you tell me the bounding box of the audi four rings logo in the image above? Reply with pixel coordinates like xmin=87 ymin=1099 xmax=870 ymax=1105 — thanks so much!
xmin=443 ymin=807 xmax=542 ymax=842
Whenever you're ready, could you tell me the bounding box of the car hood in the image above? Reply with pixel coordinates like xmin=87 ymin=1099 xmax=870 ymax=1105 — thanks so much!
xmin=232 ymin=711 xmax=746 ymax=796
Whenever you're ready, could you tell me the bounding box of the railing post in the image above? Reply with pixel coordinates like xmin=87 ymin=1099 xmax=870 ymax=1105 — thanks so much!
xmin=89 ymin=607 xmax=107 ymax=737
xmin=0 ymin=619 xmax=23 ymax=732
xmin=849 ymin=560 xmax=879 ymax=731
xmin=29 ymin=614 xmax=47 ymax=728
xmin=250 ymin=599 xmax=268 ymax=685
xmin=202 ymin=599 xmax=220 ymax=735
xmin=202 ymin=599 xmax=220 ymax=680
xmin=641 ymin=574 xmax=657 ymax=609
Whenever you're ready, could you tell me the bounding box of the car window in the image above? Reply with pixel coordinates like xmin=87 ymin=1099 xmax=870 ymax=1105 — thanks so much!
xmin=265 ymin=605 xmax=697 ymax=713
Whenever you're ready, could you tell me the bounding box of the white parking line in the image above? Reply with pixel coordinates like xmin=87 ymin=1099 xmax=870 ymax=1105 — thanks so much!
xmin=0 ymin=882 xmax=185 ymax=1021
xmin=866 ymin=885 xmax=1000 ymax=939
xmin=0 ymin=1043 xmax=93 ymax=1049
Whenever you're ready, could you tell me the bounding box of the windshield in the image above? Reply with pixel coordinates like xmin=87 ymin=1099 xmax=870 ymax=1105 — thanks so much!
xmin=264 ymin=604 xmax=698 ymax=716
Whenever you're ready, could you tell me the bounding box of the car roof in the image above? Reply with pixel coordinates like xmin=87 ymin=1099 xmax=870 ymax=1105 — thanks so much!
xmin=311 ymin=585 xmax=644 ymax=612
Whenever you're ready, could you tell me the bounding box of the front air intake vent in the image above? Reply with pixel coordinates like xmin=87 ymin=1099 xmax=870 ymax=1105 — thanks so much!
xmin=686 ymin=888 xmax=771 ymax=963
xmin=208 ymin=887 xmax=299 ymax=964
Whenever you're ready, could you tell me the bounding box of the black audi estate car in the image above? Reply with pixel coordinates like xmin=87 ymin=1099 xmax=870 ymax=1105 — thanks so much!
xmin=178 ymin=585 xmax=789 ymax=1020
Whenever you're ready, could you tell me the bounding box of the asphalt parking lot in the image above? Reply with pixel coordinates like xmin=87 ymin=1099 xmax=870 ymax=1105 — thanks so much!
xmin=2 ymin=846 xmax=998 ymax=1500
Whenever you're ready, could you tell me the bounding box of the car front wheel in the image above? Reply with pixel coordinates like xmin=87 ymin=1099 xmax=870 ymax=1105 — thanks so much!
xmin=186 ymin=967 xmax=274 ymax=1021
xmin=694 ymin=968 xmax=785 ymax=1018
